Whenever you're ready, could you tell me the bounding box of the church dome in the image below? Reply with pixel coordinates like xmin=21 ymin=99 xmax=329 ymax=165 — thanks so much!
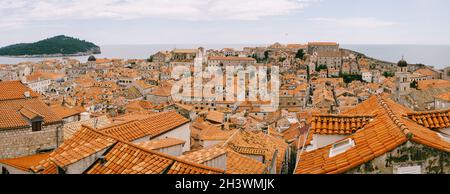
xmin=397 ymin=59 xmax=408 ymax=67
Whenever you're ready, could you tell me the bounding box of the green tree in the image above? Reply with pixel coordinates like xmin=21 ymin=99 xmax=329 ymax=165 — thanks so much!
xmin=316 ymin=64 xmax=328 ymax=72
xmin=264 ymin=51 xmax=270 ymax=61
xmin=295 ymin=49 xmax=305 ymax=59
xmin=146 ymin=56 xmax=153 ymax=62
xmin=0 ymin=35 xmax=100 ymax=56
xmin=383 ymin=71 xmax=395 ymax=77
xmin=341 ymin=73 xmax=363 ymax=84
xmin=410 ymin=80 xmax=418 ymax=89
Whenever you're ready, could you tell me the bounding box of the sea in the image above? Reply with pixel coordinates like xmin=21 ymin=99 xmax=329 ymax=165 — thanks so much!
xmin=0 ymin=44 xmax=449 ymax=69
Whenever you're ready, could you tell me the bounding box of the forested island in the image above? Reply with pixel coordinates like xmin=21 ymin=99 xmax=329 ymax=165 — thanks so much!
xmin=0 ymin=35 xmax=101 ymax=57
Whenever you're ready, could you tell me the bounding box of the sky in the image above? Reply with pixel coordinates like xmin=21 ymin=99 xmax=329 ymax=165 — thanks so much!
xmin=1 ymin=0 xmax=450 ymax=46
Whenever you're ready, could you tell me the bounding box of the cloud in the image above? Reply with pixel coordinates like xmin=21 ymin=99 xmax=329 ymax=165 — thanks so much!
xmin=310 ymin=17 xmax=397 ymax=28
xmin=0 ymin=0 xmax=319 ymax=30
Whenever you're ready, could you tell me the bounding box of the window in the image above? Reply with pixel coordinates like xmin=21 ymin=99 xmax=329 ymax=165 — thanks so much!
xmin=329 ymin=138 xmax=355 ymax=157
xmin=32 ymin=121 xmax=42 ymax=132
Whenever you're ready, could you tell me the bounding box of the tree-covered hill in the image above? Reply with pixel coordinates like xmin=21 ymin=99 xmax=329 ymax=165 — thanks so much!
xmin=0 ymin=35 xmax=101 ymax=56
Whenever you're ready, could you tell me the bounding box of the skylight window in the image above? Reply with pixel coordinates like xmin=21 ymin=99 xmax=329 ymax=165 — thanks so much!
xmin=437 ymin=133 xmax=450 ymax=143
xmin=329 ymin=138 xmax=355 ymax=157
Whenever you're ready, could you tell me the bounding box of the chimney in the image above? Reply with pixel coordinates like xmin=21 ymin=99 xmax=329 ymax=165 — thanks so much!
xmin=24 ymin=91 xmax=31 ymax=98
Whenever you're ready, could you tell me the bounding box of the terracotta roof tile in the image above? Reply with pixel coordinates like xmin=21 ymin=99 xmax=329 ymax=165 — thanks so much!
xmin=205 ymin=111 xmax=225 ymax=124
xmin=418 ymin=79 xmax=450 ymax=90
xmin=179 ymin=146 xmax=227 ymax=164
xmin=407 ymin=109 xmax=450 ymax=130
xmin=296 ymin=94 xmax=450 ymax=174
xmin=208 ymin=56 xmax=256 ymax=62
xmin=86 ymin=142 xmax=174 ymax=174
xmin=99 ymin=111 xmax=189 ymax=141
xmin=0 ymin=152 xmax=51 ymax=171
xmin=32 ymin=126 xmax=117 ymax=173
xmin=226 ymin=149 xmax=267 ymax=174
xmin=0 ymin=97 xmax=62 ymax=130
xmin=87 ymin=141 xmax=223 ymax=174
xmin=0 ymin=81 xmax=39 ymax=101
xmin=296 ymin=95 xmax=408 ymax=174
xmin=34 ymin=125 xmax=222 ymax=174
xmin=310 ymin=115 xmax=374 ymax=135
xmin=50 ymin=105 xmax=84 ymax=119
xmin=135 ymin=138 xmax=186 ymax=150
xmin=226 ymin=130 xmax=289 ymax=174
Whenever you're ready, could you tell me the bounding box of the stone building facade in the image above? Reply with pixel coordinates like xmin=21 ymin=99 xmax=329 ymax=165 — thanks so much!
xmin=0 ymin=123 xmax=63 ymax=159
xmin=0 ymin=81 xmax=63 ymax=159
xmin=307 ymin=42 xmax=339 ymax=55
xmin=347 ymin=141 xmax=450 ymax=174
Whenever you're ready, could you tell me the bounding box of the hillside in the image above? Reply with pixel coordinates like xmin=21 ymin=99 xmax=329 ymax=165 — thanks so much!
xmin=0 ymin=35 xmax=101 ymax=57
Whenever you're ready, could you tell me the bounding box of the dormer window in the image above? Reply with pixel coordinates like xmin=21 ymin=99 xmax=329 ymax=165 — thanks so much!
xmin=329 ymin=138 xmax=355 ymax=157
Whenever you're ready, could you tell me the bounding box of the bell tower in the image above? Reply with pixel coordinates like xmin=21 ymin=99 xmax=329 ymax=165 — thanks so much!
xmin=395 ymin=57 xmax=410 ymax=102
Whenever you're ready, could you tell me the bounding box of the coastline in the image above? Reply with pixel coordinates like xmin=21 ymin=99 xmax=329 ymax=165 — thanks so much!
xmin=0 ymin=52 xmax=101 ymax=59
xmin=0 ymin=44 xmax=448 ymax=69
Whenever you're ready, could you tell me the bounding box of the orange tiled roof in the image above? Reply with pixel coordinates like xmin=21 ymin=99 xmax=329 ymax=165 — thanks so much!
xmin=0 ymin=97 xmax=62 ymax=130
xmin=86 ymin=141 xmax=223 ymax=174
xmin=50 ymin=105 xmax=84 ymax=119
xmin=135 ymin=138 xmax=186 ymax=150
xmin=205 ymin=111 xmax=225 ymax=124
xmin=0 ymin=152 xmax=51 ymax=171
xmin=415 ymin=68 xmax=437 ymax=77
xmin=418 ymin=79 xmax=450 ymax=90
xmin=86 ymin=142 xmax=174 ymax=174
xmin=308 ymin=42 xmax=339 ymax=46
xmin=226 ymin=149 xmax=267 ymax=174
xmin=310 ymin=115 xmax=374 ymax=135
xmin=407 ymin=109 xmax=450 ymax=130
xmin=149 ymin=86 xmax=172 ymax=97
xmin=166 ymin=160 xmax=223 ymax=174
xmin=296 ymin=95 xmax=409 ymax=174
xmin=226 ymin=130 xmax=289 ymax=173
xmin=197 ymin=124 xmax=237 ymax=141
xmin=137 ymin=111 xmax=190 ymax=138
xmin=435 ymin=91 xmax=450 ymax=102
xmin=179 ymin=146 xmax=227 ymax=164
xmin=32 ymin=126 xmax=117 ymax=172
xmin=99 ymin=111 xmax=189 ymax=142
xmin=34 ymin=124 xmax=222 ymax=174
xmin=95 ymin=58 xmax=113 ymax=64
xmin=0 ymin=81 xmax=39 ymax=101
xmin=228 ymin=144 xmax=267 ymax=156
xmin=19 ymin=107 xmax=42 ymax=120
xmin=282 ymin=123 xmax=309 ymax=144
xmin=172 ymin=49 xmax=197 ymax=54
xmin=209 ymin=56 xmax=256 ymax=62
xmin=286 ymin=44 xmax=307 ymax=49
